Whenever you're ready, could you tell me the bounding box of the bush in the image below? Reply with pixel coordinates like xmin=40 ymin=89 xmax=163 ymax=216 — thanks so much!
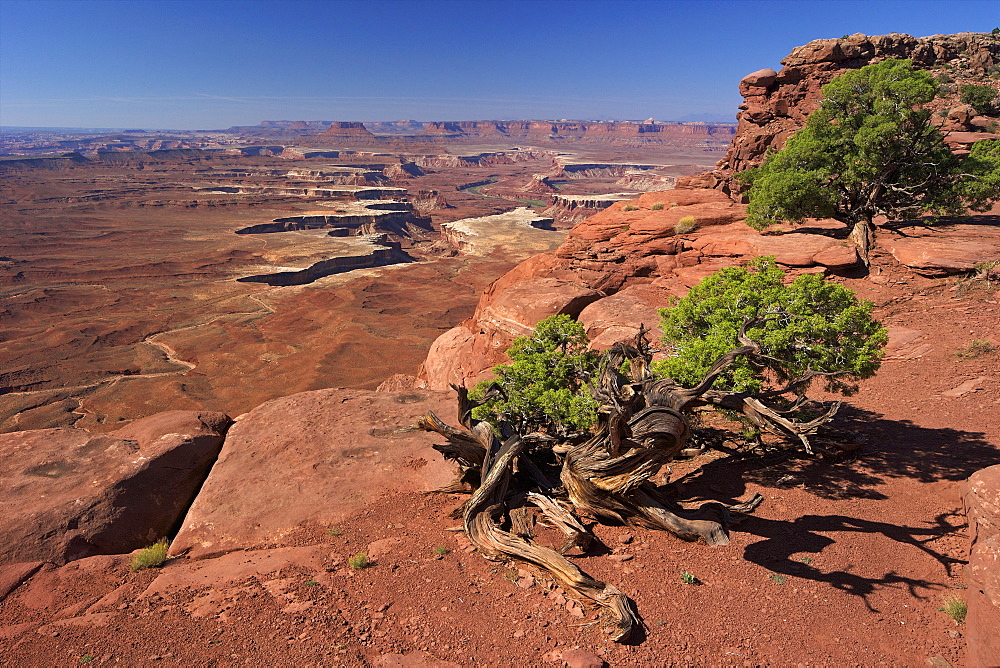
xmin=348 ymin=553 xmax=370 ymax=569
xmin=674 ymin=215 xmax=698 ymax=235
xmin=623 ymin=204 xmax=639 ymax=211
xmin=960 ymin=83 xmax=998 ymax=115
xmin=651 ymin=202 xmax=665 ymax=211
xmin=940 ymin=594 xmax=967 ymax=623
xmin=130 ymin=538 xmax=169 ymax=572
xmin=471 ymin=314 xmax=600 ymax=434
xmin=653 ymin=257 xmax=886 ymax=395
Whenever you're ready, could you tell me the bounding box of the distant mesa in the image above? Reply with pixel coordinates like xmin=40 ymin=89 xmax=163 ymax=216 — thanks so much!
xmin=319 ymin=122 xmax=376 ymax=138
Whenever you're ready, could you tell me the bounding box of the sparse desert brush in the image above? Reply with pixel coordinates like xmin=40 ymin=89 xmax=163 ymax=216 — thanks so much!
xmin=956 ymin=339 xmax=995 ymax=359
xmin=433 ymin=545 xmax=450 ymax=556
xmin=651 ymin=202 xmax=665 ymax=210
xmin=348 ymin=552 xmax=370 ymax=569
xmin=940 ymin=593 xmax=967 ymax=623
xmin=679 ymin=571 xmax=698 ymax=585
xmin=130 ymin=538 xmax=169 ymax=572
xmin=674 ymin=215 xmax=698 ymax=234
xmin=623 ymin=204 xmax=639 ymax=211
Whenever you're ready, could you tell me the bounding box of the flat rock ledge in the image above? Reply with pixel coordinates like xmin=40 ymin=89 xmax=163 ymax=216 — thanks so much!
xmin=0 ymin=411 xmax=231 ymax=566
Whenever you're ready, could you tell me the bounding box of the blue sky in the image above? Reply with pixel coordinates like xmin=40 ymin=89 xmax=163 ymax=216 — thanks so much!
xmin=1 ymin=0 xmax=996 ymax=129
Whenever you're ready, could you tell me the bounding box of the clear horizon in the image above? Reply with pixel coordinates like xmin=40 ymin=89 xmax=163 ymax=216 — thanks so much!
xmin=1 ymin=0 xmax=996 ymax=130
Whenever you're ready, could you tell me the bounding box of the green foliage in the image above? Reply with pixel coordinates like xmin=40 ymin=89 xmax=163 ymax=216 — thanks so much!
xmin=679 ymin=571 xmax=698 ymax=585
xmin=674 ymin=215 xmax=698 ymax=234
xmin=740 ymin=59 xmax=998 ymax=233
xmin=940 ymin=594 xmax=967 ymax=623
xmin=957 ymin=139 xmax=1000 ymax=206
xmin=348 ymin=553 xmax=370 ymax=569
xmin=653 ymin=258 xmax=887 ymax=395
xmin=471 ymin=314 xmax=600 ymax=433
xmin=433 ymin=545 xmax=450 ymax=556
xmin=623 ymin=204 xmax=639 ymax=211
xmin=130 ymin=538 xmax=169 ymax=572
xmin=651 ymin=202 xmax=665 ymax=210
xmin=769 ymin=574 xmax=788 ymax=585
xmin=960 ymin=83 xmax=998 ymax=115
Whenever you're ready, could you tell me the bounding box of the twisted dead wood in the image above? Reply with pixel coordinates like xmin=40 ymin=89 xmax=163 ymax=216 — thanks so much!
xmin=417 ymin=323 xmax=841 ymax=641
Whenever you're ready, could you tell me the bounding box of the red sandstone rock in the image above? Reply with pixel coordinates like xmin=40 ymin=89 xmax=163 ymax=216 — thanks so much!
xmin=966 ymin=465 xmax=1000 ymax=668
xmin=417 ymin=188 xmax=867 ymax=389
xmin=168 ymin=389 xmax=458 ymax=560
xmin=0 ymin=411 xmax=231 ymax=566
xmin=478 ymin=278 xmax=602 ymax=339
xmin=577 ymin=284 xmax=674 ymax=345
xmin=880 ymin=226 xmax=1000 ymax=276
xmin=709 ymin=32 xmax=1000 ymax=193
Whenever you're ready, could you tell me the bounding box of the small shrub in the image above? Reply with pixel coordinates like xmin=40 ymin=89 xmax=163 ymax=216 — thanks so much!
xmin=674 ymin=215 xmax=698 ymax=234
xmin=798 ymin=555 xmax=813 ymax=564
xmin=433 ymin=545 xmax=450 ymax=556
xmin=304 ymin=580 xmax=319 ymax=586
xmin=470 ymin=314 xmax=600 ymax=434
xmin=959 ymin=83 xmax=998 ymax=115
xmin=934 ymin=72 xmax=952 ymax=84
xmin=348 ymin=553 xmax=370 ymax=570
xmin=651 ymin=202 xmax=665 ymax=210
xmin=80 ymin=657 xmax=95 ymax=664
xmin=623 ymin=204 xmax=639 ymax=211
xmin=956 ymin=339 xmax=995 ymax=359
xmin=940 ymin=594 xmax=967 ymax=623
xmin=326 ymin=528 xmax=343 ymax=536
xmin=130 ymin=538 xmax=169 ymax=572
xmin=679 ymin=571 xmax=698 ymax=585
xmin=769 ymin=574 xmax=787 ymax=585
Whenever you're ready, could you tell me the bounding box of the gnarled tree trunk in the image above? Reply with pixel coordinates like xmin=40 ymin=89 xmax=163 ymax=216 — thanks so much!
xmin=417 ymin=326 xmax=838 ymax=641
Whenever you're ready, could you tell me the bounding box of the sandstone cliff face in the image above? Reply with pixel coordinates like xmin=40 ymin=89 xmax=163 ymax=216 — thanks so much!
xmin=688 ymin=32 xmax=1000 ymax=193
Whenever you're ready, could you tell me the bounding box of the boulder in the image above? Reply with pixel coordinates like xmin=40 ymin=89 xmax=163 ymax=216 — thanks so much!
xmin=0 ymin=411 xmax=231 ymax=566
xmin=578 ymin=284 xmax=675 ymax=345
xmin=739 ymin=68 xmax=778 ymax=92
xmin=168 ymin=389 xmax=458 ymax=560
xmin=966 ymin=465 xmax=1000 ymax=668
xmin=477 ymin=278 xmax=602 ymax=339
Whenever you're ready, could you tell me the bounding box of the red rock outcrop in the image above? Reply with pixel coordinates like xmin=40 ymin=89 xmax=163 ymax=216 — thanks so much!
xmin=417 ymin=189 xmax=863 ymax=389
xmin=687 ymin=32 xmax=1000 ymax=194
xmin=168 ymin=389 xmax=458 ymax=560
xmin=965 ymin=464 xmax=1000 ymax=668
xmin=0 ymin=411 xmax=231 ymax=566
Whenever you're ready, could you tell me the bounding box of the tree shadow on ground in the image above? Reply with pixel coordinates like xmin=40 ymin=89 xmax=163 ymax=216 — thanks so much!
xmin=664 ymin=406 xmax=997 ymax=608
xmin=734 ymin=510 xmax=964 ymax=612
xmin=678 ymin=405 xmax=998 ymax=502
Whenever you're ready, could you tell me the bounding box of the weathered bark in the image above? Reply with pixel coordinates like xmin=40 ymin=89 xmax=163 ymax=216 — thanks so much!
xmin=417 ymin=326 xmax=839 ymax=641
xmin=849 ymin=218 xmax=875 ymax=267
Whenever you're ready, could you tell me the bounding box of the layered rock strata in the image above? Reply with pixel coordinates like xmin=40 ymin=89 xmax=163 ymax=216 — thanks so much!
xmin=440 ymin=207 xmax=563 ymax=256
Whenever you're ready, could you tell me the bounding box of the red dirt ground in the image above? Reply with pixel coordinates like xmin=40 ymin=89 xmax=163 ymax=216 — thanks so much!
xmin=1 ymin=249 xmax=997 ymax=666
